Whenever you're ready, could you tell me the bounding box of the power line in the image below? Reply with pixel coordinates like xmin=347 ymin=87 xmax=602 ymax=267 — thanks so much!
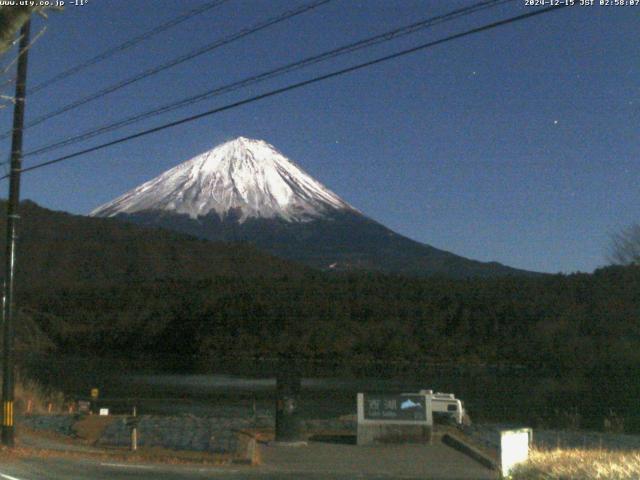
xmin=24 ymin=0 xmax=514 ymax=159
xmin=28 ymin=0 xmax=230 ymax=95
xmin=2 ymin=4 xmax=567 ymax=181
xmin=13 ymin=4 xmax=566 ymax=177
xmin=0 ymin=0 xmax=333 ymax=140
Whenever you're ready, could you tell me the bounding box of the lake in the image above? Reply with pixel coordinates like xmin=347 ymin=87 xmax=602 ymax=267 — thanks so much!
xmin=21 ymin=354 xmax=639 ymax=432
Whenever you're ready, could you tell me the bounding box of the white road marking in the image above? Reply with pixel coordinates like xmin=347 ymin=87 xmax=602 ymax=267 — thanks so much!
xmin=99 ymin=463 xmax=154 ymax=469
xmin=0 ymin=472 xmax=25 ymax=480
xmin=99 ymin=463 xmax=240 ymax=475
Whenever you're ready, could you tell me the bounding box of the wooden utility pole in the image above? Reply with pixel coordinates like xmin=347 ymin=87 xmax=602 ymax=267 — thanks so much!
xmin=2 ymin=18 xmax=31 ymax=448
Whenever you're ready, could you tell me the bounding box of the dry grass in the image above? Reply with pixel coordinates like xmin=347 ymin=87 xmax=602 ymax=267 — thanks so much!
xmin=510 ymin=447 xmax=640 ymax=480
xmin=14 ymin=377 xmax=66 ymax=414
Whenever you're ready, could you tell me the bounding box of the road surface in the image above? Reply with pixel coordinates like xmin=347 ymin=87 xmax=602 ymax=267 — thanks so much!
xmin=0 ymin=435 xmax=497 ymax=479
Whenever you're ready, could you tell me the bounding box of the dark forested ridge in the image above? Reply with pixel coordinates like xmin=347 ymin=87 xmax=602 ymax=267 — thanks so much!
xmin=19 ymin=265 xmax=640 ymax=373
xmin=3 ymin=200 xmax=638 ymax=373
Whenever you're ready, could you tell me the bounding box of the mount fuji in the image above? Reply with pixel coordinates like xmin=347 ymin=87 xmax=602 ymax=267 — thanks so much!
xmin=92 ymin=137 xmax=532 ymax=277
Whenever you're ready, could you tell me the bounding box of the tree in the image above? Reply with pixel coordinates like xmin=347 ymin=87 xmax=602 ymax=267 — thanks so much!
xmin=0 ymin=6 xmax=33 ymax=55
xmin=0 ymin=5 xmax=58 ymax=55
xmin=608 ymin=223 xmax=640 ymax=266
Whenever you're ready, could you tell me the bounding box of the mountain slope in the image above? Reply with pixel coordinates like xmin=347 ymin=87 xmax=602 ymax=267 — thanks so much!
xmin=0 ymin=200 xmax=306 ymax=289
xmin=120 ymin=208 xmax=530 ymax=278
xmin=92 ymin=137 xmax=536 ymax=278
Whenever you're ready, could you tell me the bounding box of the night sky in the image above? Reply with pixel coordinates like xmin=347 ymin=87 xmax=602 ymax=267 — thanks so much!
xmin=0 ymin=0 xmax=637 ymax=274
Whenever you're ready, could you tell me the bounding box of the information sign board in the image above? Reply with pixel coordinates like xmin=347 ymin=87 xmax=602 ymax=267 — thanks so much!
xmin=362 ymin=394 xmax=428 ymax=422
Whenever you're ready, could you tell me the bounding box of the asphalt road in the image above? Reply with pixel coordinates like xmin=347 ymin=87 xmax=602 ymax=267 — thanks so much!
xmin=0 ymin=442 xmax=497 ymax=480
xmin=1 ymin=458 xmax=253 ymax=480
xmin=259 ymin=441 xmax=496 ymax=479
xmin=2 ymin=431 xmax=497 ymax=480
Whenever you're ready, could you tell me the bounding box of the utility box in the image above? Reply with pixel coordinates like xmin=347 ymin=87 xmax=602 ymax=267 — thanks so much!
xmin=357 ymin=393 xmax=433 ymax=445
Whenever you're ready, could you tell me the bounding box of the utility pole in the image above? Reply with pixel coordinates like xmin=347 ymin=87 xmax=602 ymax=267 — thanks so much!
xmin=2 ymin=19 xmax=31 ymax=448
xmin=275 ymin=358 xmax=302 ymax=443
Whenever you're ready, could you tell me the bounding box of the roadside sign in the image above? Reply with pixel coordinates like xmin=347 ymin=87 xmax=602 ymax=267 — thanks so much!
xmin=357 ymin=392 xmax=433 ymax=445
xmin=362 ymin=394 xmax=428 ymax=422
xmin=90 ymin=388 xmax=99 ymax=399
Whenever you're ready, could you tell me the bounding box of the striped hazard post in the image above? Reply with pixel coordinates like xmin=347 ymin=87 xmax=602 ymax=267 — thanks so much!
xmin=2 ymin=401 xmax=13 ymax=427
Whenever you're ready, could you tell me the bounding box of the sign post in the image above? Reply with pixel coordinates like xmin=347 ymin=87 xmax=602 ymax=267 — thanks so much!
xmin=127 ymin=406 xmax=139 ymax=451
xmin=90 ymin=387 xmax=99 ymax=414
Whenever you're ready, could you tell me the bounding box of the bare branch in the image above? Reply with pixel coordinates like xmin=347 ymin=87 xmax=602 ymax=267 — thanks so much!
xmin=1 ymin=24 xmax=46 ymax=75
xmin=608 ymin=223 xmax=640 ymax=266
xmin=0 ymin=5 xmax=59 ymax=56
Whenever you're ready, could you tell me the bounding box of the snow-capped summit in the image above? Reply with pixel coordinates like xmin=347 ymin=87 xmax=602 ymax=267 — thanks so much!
xmin=91 ymin=136 xmax=533 ymax=278
xmin=91 ymin=137 xmax=354 ymax=222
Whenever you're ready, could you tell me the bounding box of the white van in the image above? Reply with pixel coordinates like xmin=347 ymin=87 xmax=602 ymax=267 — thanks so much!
xmin=408 ymin=389 xmax=465 ymax=425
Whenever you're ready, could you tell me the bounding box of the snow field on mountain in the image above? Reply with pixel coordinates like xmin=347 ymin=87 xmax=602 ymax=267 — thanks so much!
xmin=91 ymin=137 xmax=353 ymax=223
